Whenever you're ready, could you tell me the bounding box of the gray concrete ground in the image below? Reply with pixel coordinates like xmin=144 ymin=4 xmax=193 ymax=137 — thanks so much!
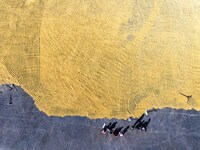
xmin=0 ymin=84 xmax=200 ymax=150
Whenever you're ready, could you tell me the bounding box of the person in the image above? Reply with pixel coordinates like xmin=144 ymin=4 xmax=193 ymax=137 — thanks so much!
xmin=141 ymin=119 xmax=151 ymax=132
xmin=6 ymin=84 xmax=18 ymax=92
xmin=113 ymin=126 xmax=123 ymax=136
xmin=119 ymin=126 xmax=129 ymax=137
xmin=135 ymin=120 xmax=145 ymax=130
xmin=128 ymin=117 xmax=134 ymax=122
xmin=108 ymin=122 xmax=118 ymax=133
xmin=144 ymin=110 xmax=148 ymax=116
xmin=101 ymin=122 xmax=112 ymax=134
xmin=131 ymin=114 xmax=144 ymax=130
xmin=179 ymin=92 xmax=192 ymax=101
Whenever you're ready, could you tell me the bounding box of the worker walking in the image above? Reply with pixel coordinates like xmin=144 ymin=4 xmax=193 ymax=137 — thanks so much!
xmin=119 ymin=126 xmax=129 ymax=137
xmin=113 ymin=126 xmax=123 ymax=136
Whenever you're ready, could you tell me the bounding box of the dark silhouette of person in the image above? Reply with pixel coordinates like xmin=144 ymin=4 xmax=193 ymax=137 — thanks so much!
xmin=113 ymin=126 xmax=123 ymax=136
xmin=6 ymin=84 xmax=18 ymax=91
xmin=141 ymin=119 xmax=151 ymax=132
xmin=108 ymin=122 xmax=118 ymax=133
xmin=179 ymin=92 xmax=192 ymax=101
xmin=9 ymin=93 xmax=12 ymax=104
xmin=135 ymin=120 xmax=145 ymax=130
xmin=102 ymin=122 xmax=112 ymax=134
xmin=131 ymin=114 xmax=144 ymax=130
xmin=119 ymin=126 xmax=129 ymax=137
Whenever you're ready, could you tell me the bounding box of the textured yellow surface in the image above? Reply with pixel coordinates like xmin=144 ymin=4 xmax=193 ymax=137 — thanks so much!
xmin=1 ymin=0 xmax=200 ymax=118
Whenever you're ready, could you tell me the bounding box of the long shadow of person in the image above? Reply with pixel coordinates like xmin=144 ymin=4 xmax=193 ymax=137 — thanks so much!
xmin=113 ymin=126 xmax=123 ymax=137
xmin=135 ymin=120 xmax=145 ymax=130
xmin=108 ymin=122 xmax=118 ymax=134
xmin=119 ymin=126 xmax=129 ymax=137
xmin=131 ymin=114 xmax=144 ymax=130
xmin=101 ymin=122 xmax=112 ymax=134
xmin=141 ymin=119 xmax=151 ymax=132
